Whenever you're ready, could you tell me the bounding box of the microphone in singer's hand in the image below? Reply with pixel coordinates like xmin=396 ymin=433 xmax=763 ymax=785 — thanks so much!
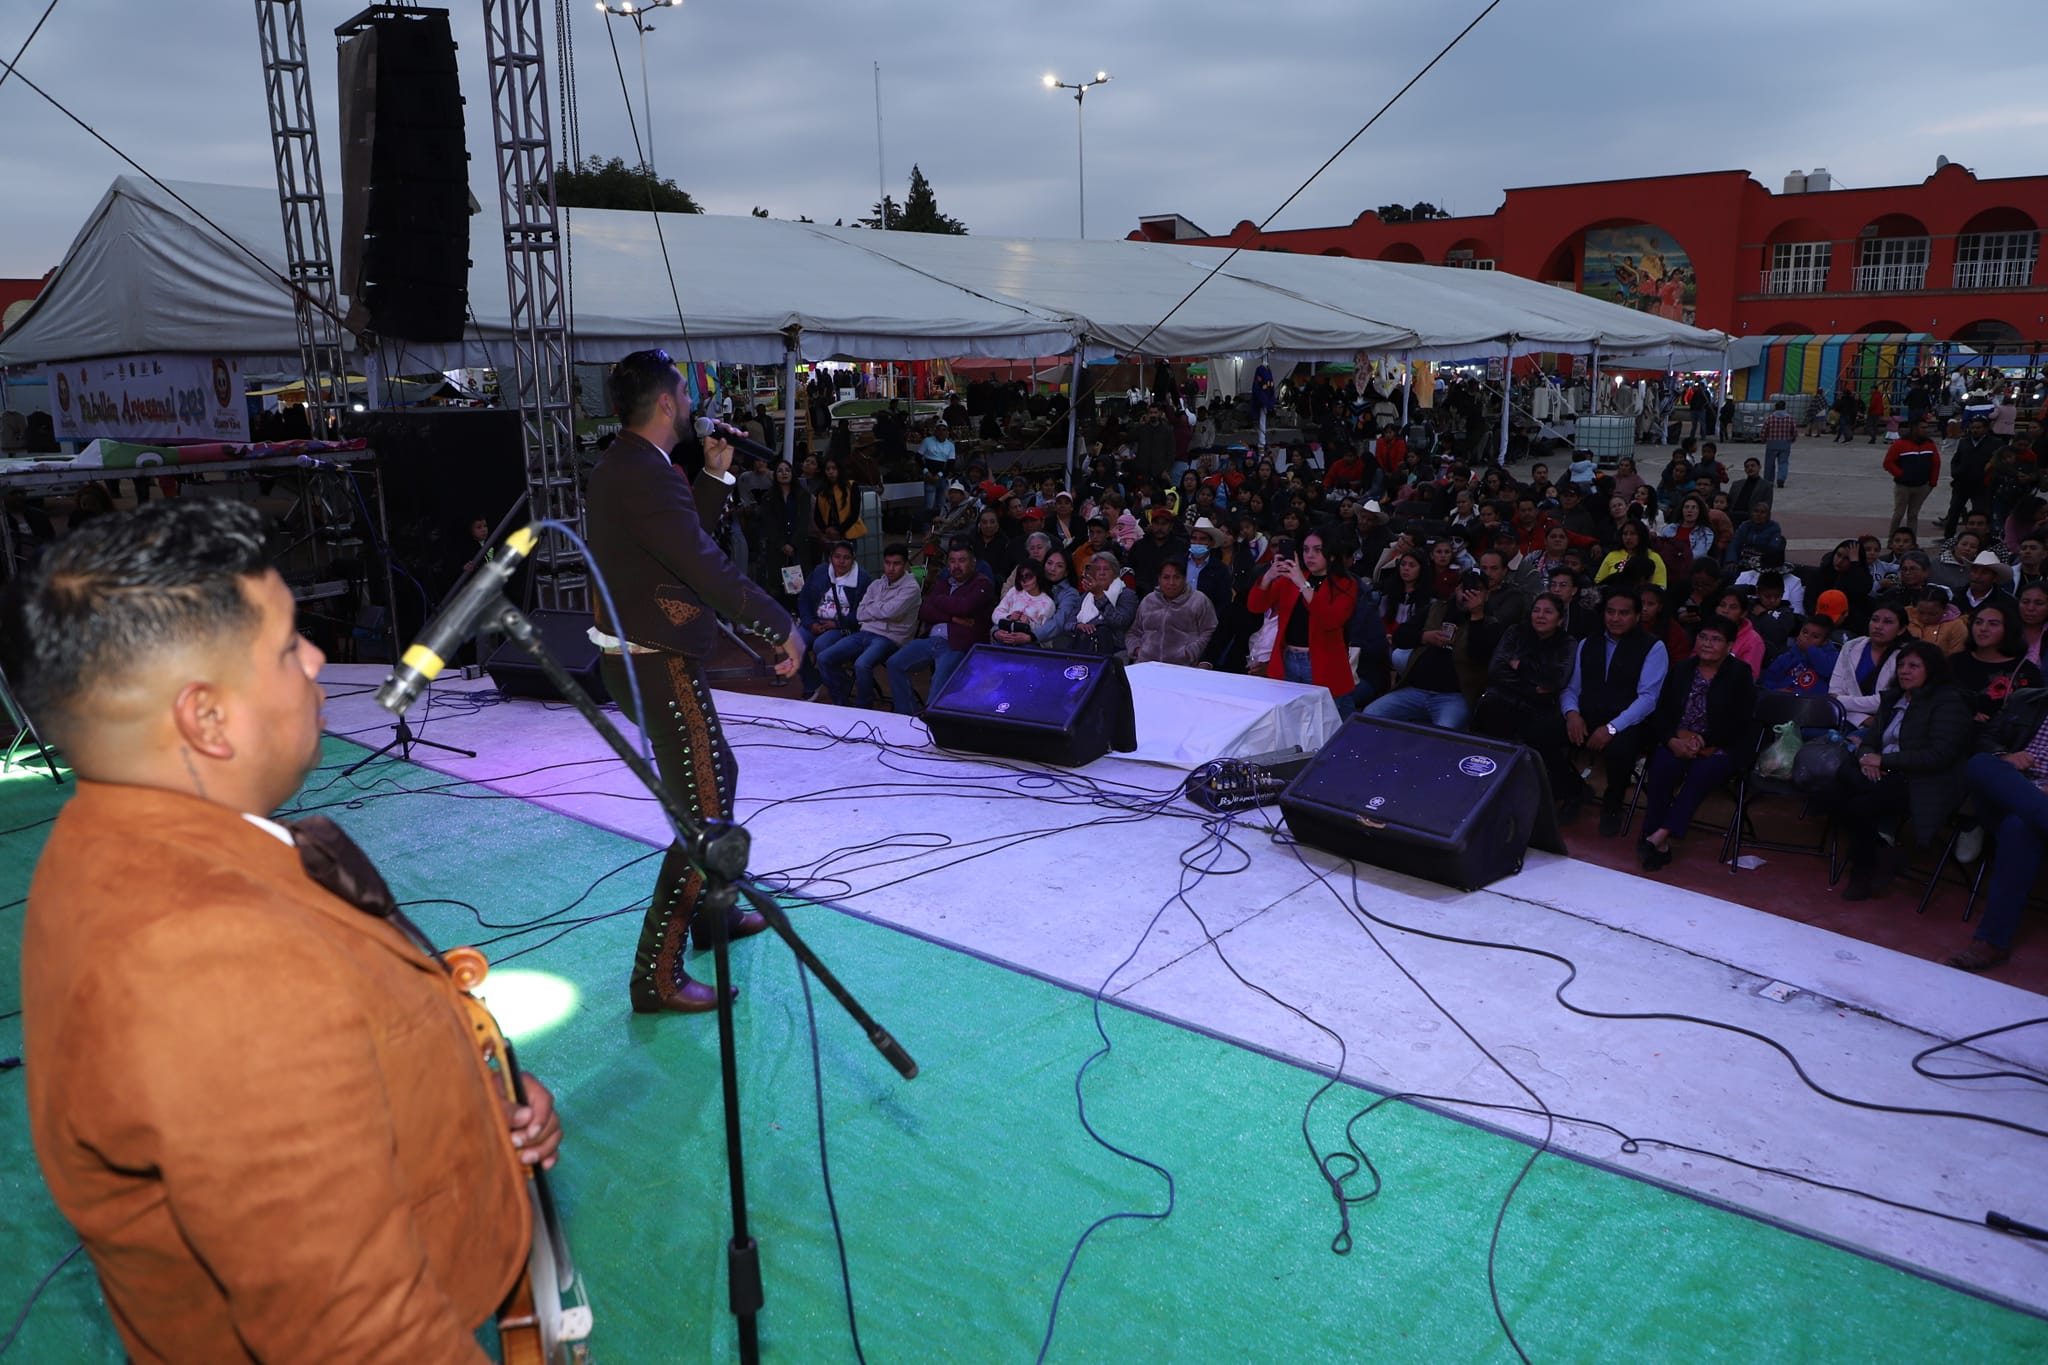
xmin=375 ymin=525 xmax=540 ymax=716
xmin=693 ymin=416 xmax=778 ymax=466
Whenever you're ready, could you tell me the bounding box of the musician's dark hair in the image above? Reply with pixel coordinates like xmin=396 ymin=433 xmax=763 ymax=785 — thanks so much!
xmin=0 ymin=499 xmax=269 ymax=747
xmin=608 ymin=349 xmax=682 ymax=427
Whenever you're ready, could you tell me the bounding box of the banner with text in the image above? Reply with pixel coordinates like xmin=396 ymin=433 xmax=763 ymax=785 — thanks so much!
xmin=49 ymin=353 xmax=250 ymax=444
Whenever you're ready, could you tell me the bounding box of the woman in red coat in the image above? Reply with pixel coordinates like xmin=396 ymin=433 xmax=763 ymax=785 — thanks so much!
xmin=1248 ymin=530 xmax=1359 ymax=701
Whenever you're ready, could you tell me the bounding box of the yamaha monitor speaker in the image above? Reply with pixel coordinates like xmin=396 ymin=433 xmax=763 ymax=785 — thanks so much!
xmin=337 ymin=7 xmax=469 ymax=342
xmin=1280 ymin=715 xmax=1564 ymax=890
xmin=485 ymin=609 xmax=611 ymax=705
xmin=922 ymin=646 xmax=1137 ymax=768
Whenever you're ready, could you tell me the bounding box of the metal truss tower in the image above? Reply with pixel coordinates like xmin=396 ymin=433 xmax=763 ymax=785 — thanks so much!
xmin=254 ymin=0 xmax=350 ymax=433
xmin=481 ymin=0 xmax=585 ymax=608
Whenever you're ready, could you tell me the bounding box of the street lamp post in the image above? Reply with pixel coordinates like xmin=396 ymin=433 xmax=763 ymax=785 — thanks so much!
xmin=596 ymin=0 xmax=681 ymax=174
xmin=1042 ymin=70 xmax=1110 ymax=238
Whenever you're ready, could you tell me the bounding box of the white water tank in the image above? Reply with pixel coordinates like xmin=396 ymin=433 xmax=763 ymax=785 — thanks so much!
xmin=1806 ymin=167 xmax=1832 ymax=192
xmin=1783 ymin=169 xmax=1807 ymax=194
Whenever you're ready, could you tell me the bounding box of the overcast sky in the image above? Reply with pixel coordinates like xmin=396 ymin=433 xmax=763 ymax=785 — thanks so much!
xmin=3 ymin=0 xmax=2045 ymax=280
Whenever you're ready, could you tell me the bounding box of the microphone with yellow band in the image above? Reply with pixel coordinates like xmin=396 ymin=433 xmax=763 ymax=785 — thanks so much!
xmin=375 ymin=525 xmax=541 ymax=716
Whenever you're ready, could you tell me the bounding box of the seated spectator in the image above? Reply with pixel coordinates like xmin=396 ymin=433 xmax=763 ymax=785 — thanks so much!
xmin=1557 ymin=587 xmax=1668 ymax=835
xmin=794 ymin=540 xmax=869 ymax=701
xmin=1068 ymin=551 xmax=1138 ymax=658
xmin=1958 ymin=549 xmax=2019 ymax=618
xmin=1671 ymin=557 xmax=1727 ymax=638
xmin=1128 ymin=561 xmax=1218 ymax=667
xmin=1596 ymin=521 xmax=1667 ymax=588
xmin=1950 ymin=599 xmax=2042 ymax=725
xmin=1034 ymin=548 xmax=1083 ymax=649
xmin=1707 ymin=587 xmax=1767 ymax=677
xmin=1247 ymin=531 xmax=1359 ymax=703
xmin=931 ymin=481 xmax=980 ymax=540
xmin=887 ymin=540 xmax=994 ymax=714
xmin=1759 ymin=615 xmax=1840 ymax=696
xmin=1951 ymin=685 xmax=2048 ymax=970
xmin=1070 ymin=517 xmax=1113 ymax=581
xmin=1896 ymin=551 xmax=1954 ymax=614
xmin=1366 ymin=569 xmax=1500 ymax=731
xmin=1001 ymin=531 xmax=1053 ymax=594
xmin=1377 ymin=550 xmax=1433 ymax=670
xmin=1725 ymin=499 xmax=1784 ymax=569
xmin=2020 ymin=582 xmax=2048 ymax=666
xmin=1747 ymin=571 xmax=1800 ymax=658
xmin=1639 ymin=584 xmax=1692 ymax=663
xmin=1831 ymin=600 xmax=1906 ymax=721
xmin=989 ymin=560 xmax=1060 ymax=650
xmin=1474 ymin=592 xmax=1577 ymax=758
xmin=1833 ymin=641 xmax=1971 ymax=900
xmin=1546 ymin=567 xmax=1600 ymax=640
xmin=1811 ymin=540 xmax=1874 ymax=635
xmin=1636 ymin=618 xmax=1757 ymax=871
xmin=818 ymin=543 xmax=920 ymax=709
xmin=1904 ymin=586 xmax=1968 ymax=655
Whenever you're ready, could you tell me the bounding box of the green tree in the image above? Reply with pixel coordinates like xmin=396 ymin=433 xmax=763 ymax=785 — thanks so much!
xmin=861 ymin=165 xmax=967 ymax=234
xmin=1374 ymin=201 xmax=1450 ymax=223
xmin=542 ymin=156 xmax=701 ymax=213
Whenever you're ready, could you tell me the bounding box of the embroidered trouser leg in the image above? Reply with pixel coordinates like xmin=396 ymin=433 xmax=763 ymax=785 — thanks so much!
xmin=603 ymin=652 xmax=739 ymax=1003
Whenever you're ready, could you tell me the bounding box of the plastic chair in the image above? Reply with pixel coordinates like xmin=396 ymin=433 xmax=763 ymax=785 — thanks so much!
xmin=1724 ymin=693 xmax=1847 ymax=874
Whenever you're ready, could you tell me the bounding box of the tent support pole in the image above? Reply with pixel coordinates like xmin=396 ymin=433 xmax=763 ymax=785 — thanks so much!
xmin=1496 ymin=342 xmax=1516 ymax=467
xmin=781 ymin=331 xmax=799 ymax=464
xmin=1064 ymin=344 xmax=1084 ymax=489
xmin=1588 ymin=343 xmax=1600 ymax=421
xmin=1400 ymin=352 xmax=1411 ymax=427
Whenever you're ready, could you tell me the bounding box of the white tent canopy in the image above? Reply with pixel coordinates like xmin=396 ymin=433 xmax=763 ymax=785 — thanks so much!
xmin=0 ymin=176 xmax=1728 ymax=372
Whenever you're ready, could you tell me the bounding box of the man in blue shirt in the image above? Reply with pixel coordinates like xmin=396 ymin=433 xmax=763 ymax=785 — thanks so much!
xmin=1560 ymin=586 xmax=1669 ymax=836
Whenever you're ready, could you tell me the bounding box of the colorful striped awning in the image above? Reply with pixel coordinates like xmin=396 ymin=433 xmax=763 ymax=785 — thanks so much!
xmin=1729 ymin=333 xmax=1936 ymax=402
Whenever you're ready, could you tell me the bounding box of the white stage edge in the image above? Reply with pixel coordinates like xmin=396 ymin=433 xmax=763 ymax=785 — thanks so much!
xmin=317 ymin=665 xmax=2048 ymax=1318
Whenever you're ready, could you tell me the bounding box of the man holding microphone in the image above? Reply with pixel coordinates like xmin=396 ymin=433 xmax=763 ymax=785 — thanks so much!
xmin=587 ymin=349 xmax=802 ymax=1014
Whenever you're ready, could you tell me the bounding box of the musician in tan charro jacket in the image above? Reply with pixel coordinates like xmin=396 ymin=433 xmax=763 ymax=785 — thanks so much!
xmin=8 ymin=499 xmax=562 ymax=1363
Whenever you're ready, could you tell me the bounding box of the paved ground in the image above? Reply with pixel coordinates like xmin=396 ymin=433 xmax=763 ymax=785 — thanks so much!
xmin=1512 ymin=430 xmax=1963 ymax=553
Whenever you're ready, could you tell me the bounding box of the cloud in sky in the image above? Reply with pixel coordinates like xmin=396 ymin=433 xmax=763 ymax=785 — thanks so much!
xmin=1 ymin=0 xmax=2043 ymax=281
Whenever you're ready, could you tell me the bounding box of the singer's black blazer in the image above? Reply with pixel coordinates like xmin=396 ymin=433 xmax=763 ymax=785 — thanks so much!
xmin=586 ymin=430 xmax=792 ymax=658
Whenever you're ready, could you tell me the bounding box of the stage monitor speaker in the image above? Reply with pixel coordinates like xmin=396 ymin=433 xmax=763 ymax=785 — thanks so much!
xmin=485 ymin=609 xmax=611 ymax=706
xmin=1279 ymin=715 xmax=1564 ymax=891
xmin=921 ymin=646 xmax=1137 ymax=768
xmin=336 ymin=7 xmax=469 ymax=343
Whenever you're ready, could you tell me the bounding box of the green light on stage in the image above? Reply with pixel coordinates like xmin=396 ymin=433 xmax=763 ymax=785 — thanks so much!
xmin=472 ymin=969 xmax=581 ymax=1041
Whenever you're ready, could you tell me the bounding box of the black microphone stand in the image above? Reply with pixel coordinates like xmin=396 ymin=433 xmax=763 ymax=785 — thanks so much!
xmin=344 ymin=710 xmax=478 ymax=776
xmin=486 ymin=598 xmax=916 ymax=1365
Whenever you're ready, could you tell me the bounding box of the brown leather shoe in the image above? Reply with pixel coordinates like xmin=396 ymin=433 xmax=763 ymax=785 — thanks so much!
xmin=633 ymin=973 xmax=734 ymax=1013
xmin=630 ymin=902 xmax=740 ymax=1013
xmin=1945 ymin=940 xmax=2012 ymax=972
xmin=692 ymin=910 xmax=769 ymax=954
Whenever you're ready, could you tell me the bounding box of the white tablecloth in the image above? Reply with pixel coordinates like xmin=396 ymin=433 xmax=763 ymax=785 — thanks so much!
xmin=1121 ymin=662 xmax=1340 ymax=769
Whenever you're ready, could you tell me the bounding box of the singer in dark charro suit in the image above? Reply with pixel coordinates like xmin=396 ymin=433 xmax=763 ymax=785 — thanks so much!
xmin=586 ymin=349 xmax=803 ymax=1013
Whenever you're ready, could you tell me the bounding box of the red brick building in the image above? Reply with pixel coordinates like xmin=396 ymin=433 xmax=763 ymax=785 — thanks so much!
xmin=1133 ymin=162 xmax=2046 ymax=347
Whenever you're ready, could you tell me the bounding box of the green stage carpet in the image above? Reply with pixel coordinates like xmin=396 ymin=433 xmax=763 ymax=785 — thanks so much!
xmin=3 ymin=739 xmax=2045 ymax=1361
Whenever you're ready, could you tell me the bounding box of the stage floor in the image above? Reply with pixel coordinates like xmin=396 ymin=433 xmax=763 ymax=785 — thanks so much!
xmin=315 ymin=664 xmax=2048 ymax=1321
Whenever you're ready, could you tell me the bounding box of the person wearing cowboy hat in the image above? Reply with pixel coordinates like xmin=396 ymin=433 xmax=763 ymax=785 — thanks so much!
xmin=931 ymin=478 xmax=980 ymax=541
xmin=1182 ymin=517 xmax=1234 ymax=625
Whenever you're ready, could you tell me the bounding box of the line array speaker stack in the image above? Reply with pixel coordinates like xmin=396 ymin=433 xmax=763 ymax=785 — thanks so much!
xmin=336 ymin=6 xmax=469 ymax=343
xmin=1279 ymin=715 xmax=1564 ymax=891
xmin=921 ymin=646 xmax=1137 ymax=768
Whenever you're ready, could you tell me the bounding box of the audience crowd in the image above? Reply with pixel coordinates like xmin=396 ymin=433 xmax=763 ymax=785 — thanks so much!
xmin=723 ymin=375 xmax=2048 ymax=979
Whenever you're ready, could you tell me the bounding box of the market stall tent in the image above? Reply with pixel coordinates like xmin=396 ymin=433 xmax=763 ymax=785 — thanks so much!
xmin=0 ymin=175 xmax=1729 ymax=373
xmin=1726 ymin=333 xmax=1937 ymax=401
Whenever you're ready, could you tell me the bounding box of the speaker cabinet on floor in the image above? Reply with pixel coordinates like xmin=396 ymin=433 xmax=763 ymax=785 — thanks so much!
xmin=1280 ymin=715 xmax=1564 ymax=890
xmin=485 ymin=609 xmax=610 ymax=705
xmin=336 ymin=6 xmax=469 ymax=343
xmin=921 ymin=646 xmax=1137 ymax=768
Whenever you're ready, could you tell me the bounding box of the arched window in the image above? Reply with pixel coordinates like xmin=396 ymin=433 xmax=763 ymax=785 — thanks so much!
xmin=1953 ymin=209 xmax=2038 ymax=289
